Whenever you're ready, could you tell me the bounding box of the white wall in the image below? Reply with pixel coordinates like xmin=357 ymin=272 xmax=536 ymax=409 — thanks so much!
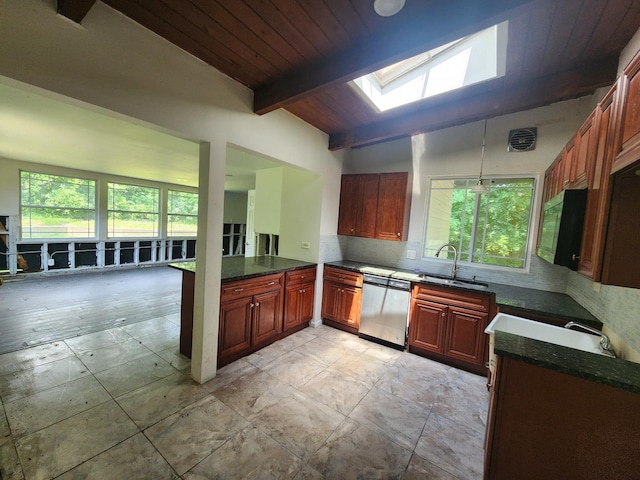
xmin=279 ymin=167 xmax=323 ymax=262
xmin=254 ymin=167 xmax=283 ymax=235
xmin=344 ymin=98 xmax=594 ymax=288
xmin=1 ymin=0 xmax=345 ymax=382
xmin=223 ymin=192 xmax=248 ymax=225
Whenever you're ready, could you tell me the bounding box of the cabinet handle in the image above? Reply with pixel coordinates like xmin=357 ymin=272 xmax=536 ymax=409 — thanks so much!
xmin=397 ymin=233 xmax=400 ymax=237
xmin=302 ymin=289 xmax=306 ymax=293
xmin=255 ymin=302 xmax=260 ymax=307
xmin=572 ymin=254 xmax=580 ymax=261
xmin=267 ymin=281 xmax=275 ymax=286
xmin=442 ymin=312 xmax=446 ymax=317
xmin=300 ymin=275 xmax=305 ymax=279
xmin=233 ymin=288 xmax=244 ymax=293
xmin=250 ymin=303 xmax=255 ymax=307
xmin=564 ymin=179 xmax=570 ymax=186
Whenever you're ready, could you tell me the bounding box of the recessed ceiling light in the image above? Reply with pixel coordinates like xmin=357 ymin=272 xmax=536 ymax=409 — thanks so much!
xmin=374 ymin=0 xmax=406 ymax=17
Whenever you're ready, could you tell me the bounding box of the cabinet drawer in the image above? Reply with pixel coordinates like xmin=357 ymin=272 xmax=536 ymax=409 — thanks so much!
xmin=323 ymin=266 xmax=363 ymax=287
xmin=221 ymin=273 xmax=283 ymax=301
xmin=412 ymin=284 xmax=491 ymax=312
xmin=286 ymin=267 xmax=316 ymax=286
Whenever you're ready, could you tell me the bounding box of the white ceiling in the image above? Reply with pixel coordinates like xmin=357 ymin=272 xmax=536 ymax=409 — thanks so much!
xmin=0 ymin=79 xmax=279 ymax=191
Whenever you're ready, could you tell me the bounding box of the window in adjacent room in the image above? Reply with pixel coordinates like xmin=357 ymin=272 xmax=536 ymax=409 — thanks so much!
xmin=20 ymin=171 xmax=96 ymax=239
xmin=167 ymin=189 xmax=198 ymax=237
xmin=423 ymin=177 xmax=535 ymax=269
xmin=107 ymin=182 xmax=159 ymax=237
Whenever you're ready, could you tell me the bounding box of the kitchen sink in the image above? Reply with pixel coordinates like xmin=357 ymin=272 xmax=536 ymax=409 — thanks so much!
xmin=418 ymin=274 xmax=489 ymax=291
xmin=485 ymin=313 xmax=615 ymax=357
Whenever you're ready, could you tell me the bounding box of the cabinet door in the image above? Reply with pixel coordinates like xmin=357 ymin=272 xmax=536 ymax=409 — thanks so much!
xmin=354 ymin=174 xmax=379 ymax=238
xmin=601 ymin=165 xmax=640 ymax=289
xmin=321 ymin=280 xmax=341 ymax=321
xmin=560 ymin=141 xmax=575 ymax=190
xmin=339 ymin=285 xmax=362 ymax=328
xmin=618 ymin=50 xmax=640 ymax=170
xmin=409 ymin=299 xmax=447 ymax=354
xmin=284 ymin=284 xmax=301 ymax=330
xmin=577 ymin=84 xmax=618 ymax=280
xmin=337 ymin=175 xmax=359 ymax=236
xmin=375 ymin=172 xmax=410 ymax=241
xmin=572 ymin=112 xmax=596 ymax=189
xmin=444 ymin=306 xmax=488 ymax=366
xmin=252 ymin=288 xmax=283 ymax=346
xmin=219 ymin=296 xmax=253 ymax=361
xmin=299 ymin=283 xmax=315 ymax=323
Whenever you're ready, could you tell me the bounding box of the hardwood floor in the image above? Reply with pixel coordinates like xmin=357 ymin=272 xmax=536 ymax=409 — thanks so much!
xmin=0 ymin=266 xmax=181 ymax=355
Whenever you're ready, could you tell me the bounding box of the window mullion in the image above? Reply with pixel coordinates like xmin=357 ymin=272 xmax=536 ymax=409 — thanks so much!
xmin=469 ymin=191 xmax=481 ymax=263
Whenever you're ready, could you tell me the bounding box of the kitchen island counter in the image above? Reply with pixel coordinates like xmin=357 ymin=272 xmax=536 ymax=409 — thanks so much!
xmin=169 ymin=256 xmax=316 ymax=358
xmin=169 ymin=256 xmax=316 ymax=281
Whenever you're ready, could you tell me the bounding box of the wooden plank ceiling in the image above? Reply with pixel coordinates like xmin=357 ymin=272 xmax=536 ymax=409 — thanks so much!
xmin=60 ymin=0 xmax=640 ymax=150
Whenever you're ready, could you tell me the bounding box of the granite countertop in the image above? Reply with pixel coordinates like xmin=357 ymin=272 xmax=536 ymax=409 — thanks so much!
xmin=169 ymin=256 xmax=316 ymax=282
xmin=324 ymin=260 xmax=598 ymax=326
xmin=494 ymin=331 xmax=640 ymax=394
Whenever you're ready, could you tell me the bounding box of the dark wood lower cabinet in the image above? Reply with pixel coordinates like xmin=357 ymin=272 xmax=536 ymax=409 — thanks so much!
xmin=320 ymin=265 xmax=363 ymax=334
xmin=284 ymin=267 xmax=316 ymax=332
xmin=408 ymin=284 xmax=493 ymax=375
xmin=218 ymin=296 xmax=253 ymax=361
xmin=174 ymin=267 xmax=317 ymax=367
xmin=408 ymin=300 xmax=447 ymax=354
xmin=218 ymin=273 xmax=284 ymax=366
xmin=485 ymin=355 xmax=640 ymax=479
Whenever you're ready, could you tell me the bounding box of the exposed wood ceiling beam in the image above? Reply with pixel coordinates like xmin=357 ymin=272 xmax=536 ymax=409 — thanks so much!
xmin=329 ymin=57 xmax=618 ymax=150
xmin=57 ymin=0 xmax=97 ymax=24
xmin=253 ymin=0 xmax=534 ymax=115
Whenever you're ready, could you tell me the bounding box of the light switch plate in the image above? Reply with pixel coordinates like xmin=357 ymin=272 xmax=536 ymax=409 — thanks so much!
xmin=406 ymin=249 xmax=416 ymax=259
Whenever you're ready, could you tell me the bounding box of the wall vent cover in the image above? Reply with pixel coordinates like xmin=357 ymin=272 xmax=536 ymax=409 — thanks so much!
xmin=508 ymin=127 xmax=537 ymax=152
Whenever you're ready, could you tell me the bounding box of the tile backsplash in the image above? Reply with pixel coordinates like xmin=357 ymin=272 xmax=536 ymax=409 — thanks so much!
xmin=337 ymin=236 xmax=569 ymax=292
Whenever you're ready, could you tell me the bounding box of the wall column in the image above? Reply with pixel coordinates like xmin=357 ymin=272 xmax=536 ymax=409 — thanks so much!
xmin=191 ymin=141 xmax=225 ymax=383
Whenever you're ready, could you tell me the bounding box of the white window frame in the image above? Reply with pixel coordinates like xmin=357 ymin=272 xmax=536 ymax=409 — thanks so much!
xmin=422 ymin=175 xmax=537 ymax=272
xmin=107 ymin=182 xmax=160 ymax=239
xmin=20 ymin=170 xmax=97 ymax=240
xmin=167 ymin=189 xmax=198 ymax=238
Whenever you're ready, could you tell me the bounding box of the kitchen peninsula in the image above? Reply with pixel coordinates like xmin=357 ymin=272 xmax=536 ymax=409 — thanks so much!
xmin=170 ymin=256 xmax=316 ymax=365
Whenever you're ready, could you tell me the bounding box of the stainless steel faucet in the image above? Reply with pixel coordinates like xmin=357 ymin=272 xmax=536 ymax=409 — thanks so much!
xmin=435 ymin=243 xmax=459 ymax=279
xmin=564 ymin=321 xmax=615 ymax=354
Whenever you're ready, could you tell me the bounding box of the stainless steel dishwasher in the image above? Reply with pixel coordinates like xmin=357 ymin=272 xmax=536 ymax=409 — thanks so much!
xmin=359 ymin=274 xmax=411 ymax=349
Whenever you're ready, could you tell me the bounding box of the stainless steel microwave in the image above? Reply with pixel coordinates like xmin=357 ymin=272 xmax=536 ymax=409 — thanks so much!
xmin=536 ymin=189 xmax=587 ymax=270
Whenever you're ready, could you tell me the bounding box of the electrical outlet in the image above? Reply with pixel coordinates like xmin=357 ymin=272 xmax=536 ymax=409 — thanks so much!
xmin=406 ymin=249 xmax=416 ymax=260
xmin=301 ymin=241 xmax=310 ymax=249
xmin=47 ymin=259 xmax=55 ymax=266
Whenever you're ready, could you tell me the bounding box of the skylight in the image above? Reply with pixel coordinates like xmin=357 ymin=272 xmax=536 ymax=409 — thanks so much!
xmin=352 ymin=21 xmax=508 ymax=112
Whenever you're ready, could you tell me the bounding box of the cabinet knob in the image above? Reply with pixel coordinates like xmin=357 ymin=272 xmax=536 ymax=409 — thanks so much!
xmin=233 ymin=288 xmax=244 ymax=293
xmin=442 ymin=312 xmax=446 ymax=317
xmin=255 ymin=302 xmax=260 ymax=307
xmin=572 ymin=254 xmax=580 ymax=261
xmin=250 ymin=303 xmax=255 ymax=307
xmin=397 ymin=233 xmax=400 ymax=237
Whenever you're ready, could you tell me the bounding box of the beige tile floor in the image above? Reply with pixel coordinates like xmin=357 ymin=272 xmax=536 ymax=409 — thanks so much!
xmin=0 ymin=316 xmax=489 ymax=479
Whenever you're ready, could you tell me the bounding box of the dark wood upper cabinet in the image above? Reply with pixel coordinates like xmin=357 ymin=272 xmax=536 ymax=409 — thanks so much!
xmin=337 ymin=172 xmax=411 ymax=241
xmin=577 ymin=82 xmax=621 ymax=280
xmin=615 ymin=49 xmax=640 ymax=173
xmin=337 ymin=174 xmax=379 ymax=238
xmin=601 ymin=162 xmax=640 ymax=289
xmin=375 ymin=173 xmax=411 ymax=241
